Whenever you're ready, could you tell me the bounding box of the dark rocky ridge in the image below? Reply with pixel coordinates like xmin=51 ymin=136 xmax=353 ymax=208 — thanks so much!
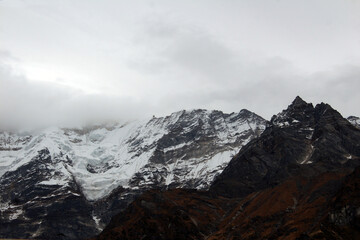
xmin=210 ymin=96 xmax=360 ymax=198
xmin=95 ymin=168 xmax=360 ymax=240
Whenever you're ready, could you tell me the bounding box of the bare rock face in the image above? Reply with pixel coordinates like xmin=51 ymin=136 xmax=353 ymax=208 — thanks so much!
xmin=0 ymin=108 xmax=266 ymax=239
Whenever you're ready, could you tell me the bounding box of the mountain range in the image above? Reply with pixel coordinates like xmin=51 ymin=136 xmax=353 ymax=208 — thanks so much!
xmin=0 ymin=97 xmax=359 ymax=239
xmin=95 ymin=97 xmax=360 ymax=240
xmin=0 ymin=108 xmax=265 ymax=239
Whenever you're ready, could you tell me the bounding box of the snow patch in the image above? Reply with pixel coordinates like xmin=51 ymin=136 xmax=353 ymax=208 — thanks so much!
xmin=300 ymin=145 xmax=314 ymax=164
xmin=39 ymin=178 xmax=69 ymax=186
xmin=163 ymin=142 xmax=189 ymax=152
xmin=9 ymin=208 xmax=23 ymax=220
xmin=92 ymin=212 xmax=103 ymax=231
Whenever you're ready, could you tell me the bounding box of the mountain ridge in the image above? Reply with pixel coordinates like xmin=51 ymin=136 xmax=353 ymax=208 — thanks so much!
xmin=0 ymin=108 xmax=266 ymax=239
xmin=210 ymin=96 xmax=360 ymax=198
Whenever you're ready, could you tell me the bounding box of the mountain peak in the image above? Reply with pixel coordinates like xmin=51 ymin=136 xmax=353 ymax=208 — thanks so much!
xmin=291 ymin=96 xmax=308 ymax=107
xmin=271 ymin=97 xmax=314 ymax=127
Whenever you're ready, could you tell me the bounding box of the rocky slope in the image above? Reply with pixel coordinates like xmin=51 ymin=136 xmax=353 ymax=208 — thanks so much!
xmin=0 ymin=149 xmax=97 ymax=239
xmin=0 ymin=108 xmax=266 ymax=239
xmin=96 ymin=97 xmax=360 ymax=240
xmin=96 ymin=168 xmax=360 ymax=240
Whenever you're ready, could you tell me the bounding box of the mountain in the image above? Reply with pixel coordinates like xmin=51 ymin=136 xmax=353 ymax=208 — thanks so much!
xmin=95 ymin=97 xmax=360 ymax=240
xmin=0 ymin=109 xmax=266 ymax=239
xmin=210 ymin=96 xmax=360 ymax=197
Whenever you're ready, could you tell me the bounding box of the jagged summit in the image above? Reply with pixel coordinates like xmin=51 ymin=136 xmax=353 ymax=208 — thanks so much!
xmin=211 ymin=98 xmax=360 ymax=198
xmin=292 ymin=95 xmax=307 ymax=106
xmin=270 ymin=97 xmax=351 ymax=132
xmin=271 ymin=96 xmax=314 ymax=128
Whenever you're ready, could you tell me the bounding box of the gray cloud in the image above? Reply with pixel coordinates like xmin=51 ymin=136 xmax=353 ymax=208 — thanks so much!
xmin=150 ymin=63 xmax=360 ymax=120
xmin=1 ymin=47 xmax=360 ymax=131
xmin=0 ymin=56 xmax=155 ymax=130
xmin=1 ymin=0 xmax=359 ymax=130
xmin=125 ymin=16 xmax=360 ymax=119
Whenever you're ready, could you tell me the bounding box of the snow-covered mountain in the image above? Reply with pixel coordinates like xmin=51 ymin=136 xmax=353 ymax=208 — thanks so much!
xmin=0 ymin=108 xmax=266 ymax=239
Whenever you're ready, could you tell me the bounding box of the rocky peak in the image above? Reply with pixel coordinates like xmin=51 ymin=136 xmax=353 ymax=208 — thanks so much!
xmin=292 ymin=95 xmax=308 ymax=107
xmin=271 ymin=96 xmax=314 ymax=128
xmin=211 ymin=98 xmax=360 ymax=198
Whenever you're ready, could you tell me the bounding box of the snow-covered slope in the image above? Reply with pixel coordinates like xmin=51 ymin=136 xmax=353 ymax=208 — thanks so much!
xmin=0 ymin=108 xmax=266 ymax=239
xmin=0 ymin=109 xmax=265 ymax=201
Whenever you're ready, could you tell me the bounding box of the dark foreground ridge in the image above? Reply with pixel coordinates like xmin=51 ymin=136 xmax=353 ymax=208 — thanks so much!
xmin=95 ymin=168 xmax=360 ymax=240
xmin=95 ymin=97 xmax=360 ymax=240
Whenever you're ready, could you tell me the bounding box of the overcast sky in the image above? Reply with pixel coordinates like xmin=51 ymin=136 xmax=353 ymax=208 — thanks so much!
xmin=1 ymin=0 xmax=360 ymax=129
